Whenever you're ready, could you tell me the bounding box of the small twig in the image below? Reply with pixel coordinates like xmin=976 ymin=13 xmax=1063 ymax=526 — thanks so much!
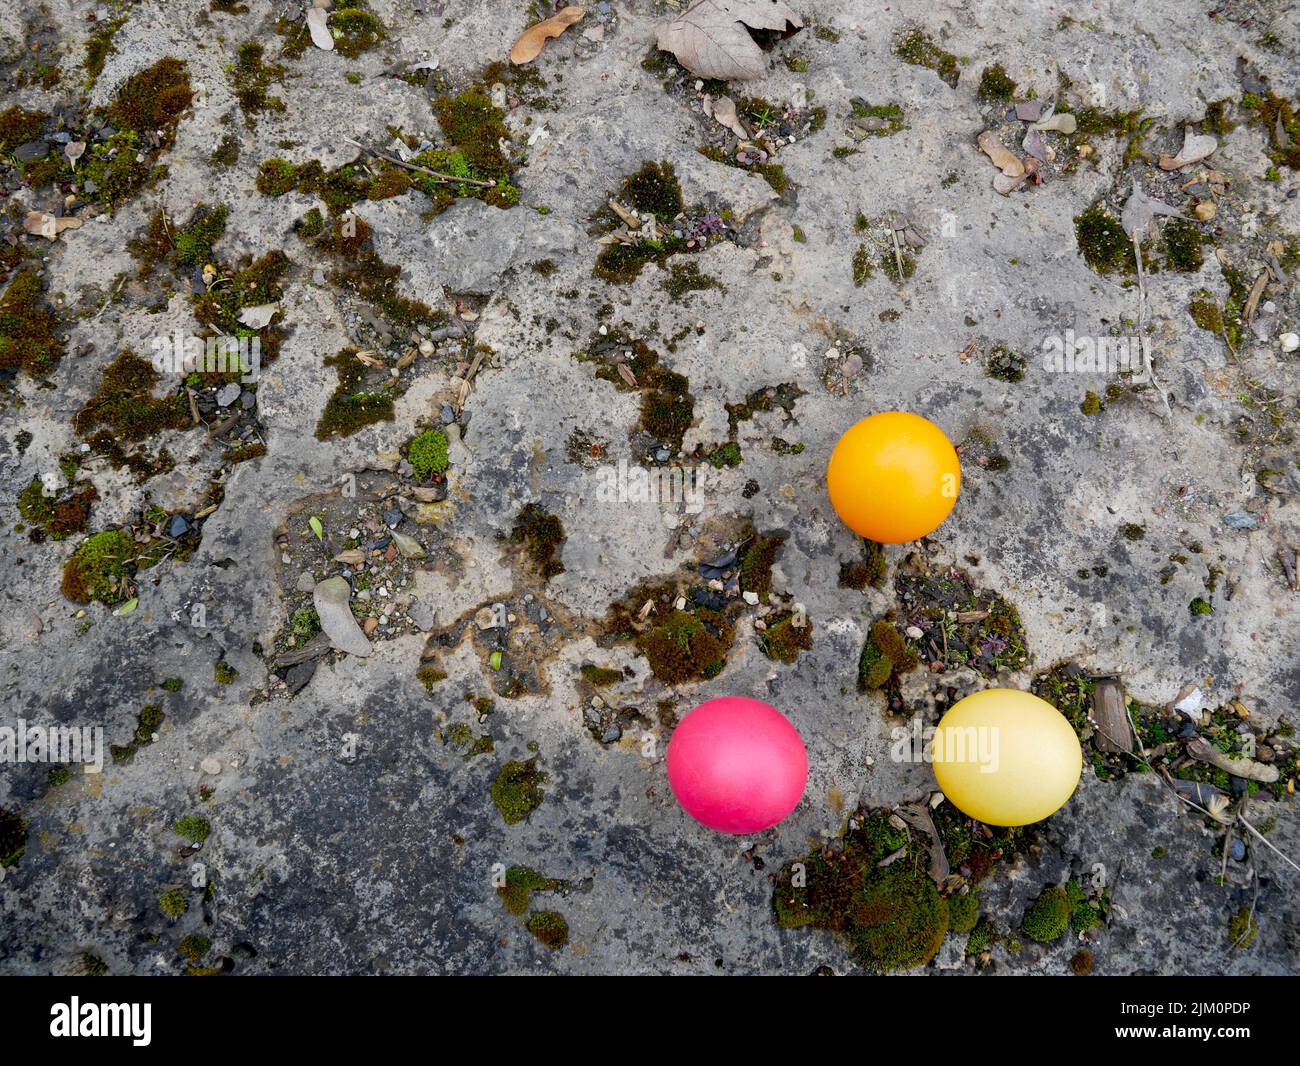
xmin=343 ymin=137 xmax=496 ymax=188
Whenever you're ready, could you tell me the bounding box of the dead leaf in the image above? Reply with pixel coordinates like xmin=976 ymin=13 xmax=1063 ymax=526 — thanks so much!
xmin=656 ymin=0 xmax=802 ymax=81
xmin=65 ymin=141 xmax=85 ymax=167
xmin=510 ymin=6 xmax=584 ymax=64
xmin=710 ymin=95 xmax=749 ymax=139
xmin=307 ymin=7 xmax=334 ymax=51
xmin=977 ymin=131 xmax=1023 ymax=177
xmin=332 ymin=549 xmax=366 ymax=566
xmin=237 ymin=303 xmax=279 ymax=329
xmin=23 ymin=211 xmax=82 ymax=240
xmin=1159 ymin=127 xmax=1217 ymax=171
xmin=1034 ymin=112 xmax=1077 ymax=134
xmin=1121 ymin=186 xmax=1186 ymax=240
xmin=1022 ymin=126 xmax=1049 ymax=162
xmin=616 ymin=363 xmax=638 ymax=388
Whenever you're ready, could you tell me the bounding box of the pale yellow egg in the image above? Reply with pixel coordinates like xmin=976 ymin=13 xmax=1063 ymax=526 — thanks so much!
xmin=931 ymin=688 xmax=1082 ymax=826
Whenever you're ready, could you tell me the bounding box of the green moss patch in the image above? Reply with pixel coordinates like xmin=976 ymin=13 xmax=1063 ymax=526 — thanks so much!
xmin=407 ymin=429 xmax=449 ymax=478
xmin=229 ymin=41 xmax=285 ymax=124
xmin=492 ymin=758 xmax=546 ymax=824
xmin=977 ymin=64 xmax=1016 ymax=100
xmin=638 ymin=609 xmax=731 ymax=684
xmin=758 ymin=611 xmax=813 ymax=663
xmin=60 ymin=529 xmax=137 ymax=605
xmin=1021 ymin=885 xmax=1070 ymax=942
xmin=0 ymin=269 xmax=64 ymax=377
xmin=0 ymin=807 xmax=28 ymax=868
xmin=526 ymin=910 xmax=569 ymax=949
xmin=173 ymin=815 xmax=210 ymax=844
xmin=511 ymin=503 xmax=566 ymax=580
xmin=894 ymin=567 xmax=1028 ymax=677
xmin=893 ymin=29 xmax=959 ymax=88
xmin=1074 ymin=205 xmax=1135 ymax=275
xmin=857 ymin=618 xmax=919 ymax=690
xmin=17 ymin=479 xmax=96 ymax=543
xmin=331 ymin=5 xmax=385 ymax=59
xmin=317 ymin=348 xmax=395 ymax=439
xmin=430 ymin=87 xmax=519 ymax=209
xmin=74 ymin=350 xmax=191 ymax=441
xmin=774 ymin=809 xmax=949 ymax=971
xmin=498 ymin=866 xmax=564 ymax=915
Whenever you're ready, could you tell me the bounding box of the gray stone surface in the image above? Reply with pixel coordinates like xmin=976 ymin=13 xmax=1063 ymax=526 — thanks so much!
xmin=0 ymin=0 xmax=1297 ymax=975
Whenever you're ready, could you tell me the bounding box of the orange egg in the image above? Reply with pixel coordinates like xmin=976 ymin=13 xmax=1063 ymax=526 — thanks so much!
xmin=827 ymin=411 xmax=961 ymax=543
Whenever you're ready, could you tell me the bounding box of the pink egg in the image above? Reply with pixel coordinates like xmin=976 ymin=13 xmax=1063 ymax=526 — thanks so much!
xmin=666 ymin=696 xmax=808 ymax=834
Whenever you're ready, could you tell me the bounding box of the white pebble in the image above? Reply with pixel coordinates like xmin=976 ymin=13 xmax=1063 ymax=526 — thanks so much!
xmin=1281 ymin=332 xmax=1299 ymax=353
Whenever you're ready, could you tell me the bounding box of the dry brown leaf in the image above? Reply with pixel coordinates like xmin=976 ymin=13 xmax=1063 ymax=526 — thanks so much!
xmin=616 ymin=363 xmax=638 ymax=388
xmin=710 ymin=95 xmax=749 ymax=139
xmin=656 ymin=0 xmax=802 ymax=81
xmin=510 ymin=6 xmax=585 ymax=65
xmin=306 ymin=7 xmax=334 ymax=51
xmin=23 ymin=211 xmax=82 ymax=240
xmin=977 ymin=131 xmax=1023 ymax=177
xmin=237 ymin=303 xmax=279 ymax=329
xmin=1159 ymin=128 xmax=1217 ymax=171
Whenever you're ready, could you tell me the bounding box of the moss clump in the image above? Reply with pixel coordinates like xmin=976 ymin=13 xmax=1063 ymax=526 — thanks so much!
xmin=759 ymin=612 xmax=813 ymax=663
xmin=214 ymin=659 xmax=238 ymax=684
xmin=492 ymin=759 xmax=546 ymax=824
xmin=316 ymin=348 xmax=396 ymax=439
xmin=617 ymin=160 xmax=684 ymax=220
xmin=977 ymin=64 xmax=1017 ymax=100
xmin=1074 ymin=206 xmax=1135 ymax=275
xmin=511 ymin=503 xmax=566 ymax=580
xmin=738 ymin=533 xmax=785 ymax=602
xmin=1162 ymin=218 xmax=1203 ymax=272
xmin=162 ymin=677 xmax=183 ymax=692
xmin=81 ymin=953 xmax=109 ymax=976
xmin=1070 ymin=948 xmax=1094 ymax=974
xmin=0 ymin=269 xmax=63 ymax=377
xmin=1228 ymin=907 xmax=1257 ymax=949
xmin=1022 ymin=885 xmax=1070 ymax=942
xmin=1242 ymin=92 xmax=1300 ymax=171
xmin=178 ymin=934 xmax=211 ymax=961
xmin=965 ymin=916 xmax=994 ymax=955
xmin=106 ymin=57 xmax=193 ymax=140
xmin=639 ymin=368 xmax=695 ymax=448
xmin=1066 ymin=878 xmax=1104 ymax=931
xmin=0 ymin=105 xmax=46 ymax=152
xmin=75 ymin=350 xmax=190 ymax=441
xmin=498 ymin=866 xmax=563 ymax=915
xmin=707 ymin=441 xmax=742 ymax=468
xmin=893 ymin=29 xmax=959 ymax=88
xmin=852 ymin=243 xmax=873 ymax=286
xmin=159 ymin=888 xmax=189 ymax=919
xmin=948 ymin=887 xmax=981 ymax=933
xmin=229 ymin=41 xmax=285 ymax=123
xmin=986 ymin=345 xmax=1026 ymax=383
xmin=17 ymin=479 xmax=96 ymax=541
xmin=840 ymin=541 xmax=886 ymax=590
xmin=1080 ymin=390 xmax=1102 ymax=416
xmin=61 ymin=530 xmax=135 ymax=605
xmin=432 ymin=89 xmax=519 ymax=208
xmin=1188 ymin=295 xmax=1225 ymax=334
xmin=407 ymin=429 xmax=450 ymax=478
xmin=173 ymin=204 xmax=229 ymax=269
xmin=1189 ymin=597 xmax=1213 ymax=616
xmin=857 ymin=619 xmax=919 ymax=690
xmin=580 ymin=664 xmax=623 ymax=686
xmin=256 ymin=157 xmax=298 ymax=196
xmin=211 ymin=134 xmax=240 ymax=167
xmin=84 ymin=17 xmax=126 ymax=86
xmin=0 ymin=807 xmax=28 ymax=868
xmin=173 ymin=815 xmax=210 ymax=844
xmin=332 ymin=6 xmax=385 ymax=58
xmin=417 ymin=665 xmax=448 ymax=690
xmin=526 ymin=910 xmax=569 ymax=949
xmin=639 ymin=610 xmax=731 ymax=684
xmin=133 ymin=704 xmax=164 ymax=745
xmin=664 ymin=262 xmax=721 ymax=300
xmin=774 ymin=809 xmax=949 ymax=971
